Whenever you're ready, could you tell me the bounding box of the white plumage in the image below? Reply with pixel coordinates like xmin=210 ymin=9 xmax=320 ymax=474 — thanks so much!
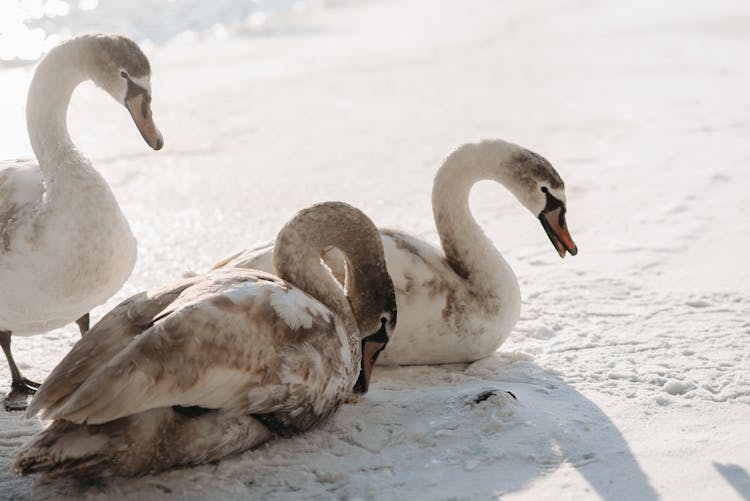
xmin=0 ymin=34 xmax=163 ymax=410
xmin=218 ymin=140 xmax=578 ymax=365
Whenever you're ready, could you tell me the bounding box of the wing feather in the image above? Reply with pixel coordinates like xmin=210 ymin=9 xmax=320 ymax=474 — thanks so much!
xmin=0 ymin=160 xmax=44 ymax=254
xmin=42 ymin=270 xmax=325 ymax=425
xmin=27 ymin=274 xmax=204 ymax=419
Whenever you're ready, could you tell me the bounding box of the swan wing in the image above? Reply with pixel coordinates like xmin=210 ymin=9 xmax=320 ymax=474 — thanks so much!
xmin=26 ymin=273 xmax=205 ymax=419
xmin=0 ymin=159 xmax=44 ymax=255
xmin=36 ymin=269 xmax=339 ymax=425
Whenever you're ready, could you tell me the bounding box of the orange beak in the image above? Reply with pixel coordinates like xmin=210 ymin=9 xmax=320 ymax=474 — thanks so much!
xmin=540 ymin=206 xmax=578 ymax=258
xmin=353 ymin=339 xmax=387 ymax=394
xmin=125 ymin=93 xmax=164 ymax=150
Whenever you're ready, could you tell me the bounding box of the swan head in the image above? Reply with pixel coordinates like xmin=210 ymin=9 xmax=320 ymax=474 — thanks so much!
xmin=353 ymin=307 xmax=397 ymax=394
xmin=537 ymin=185 xmax=577 ymax=258
xmin=85 ymin=34 xmax=164 ymax=150
xmin=273 ymin=201 xmax=397 ymax=394
xmin=501 ymin=143 xmax=578 ymax=258
xmin=343 ymin=219 xmax=397 ymax=394
xmin=347 ymin=247 xmax=397 ymax=394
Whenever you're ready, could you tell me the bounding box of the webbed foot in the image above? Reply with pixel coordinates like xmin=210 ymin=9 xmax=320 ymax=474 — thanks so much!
xmin=3 ymin=378 xmax=41 ymax=411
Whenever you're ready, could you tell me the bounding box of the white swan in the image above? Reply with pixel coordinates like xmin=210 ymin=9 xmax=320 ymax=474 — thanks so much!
xmin=0 ymin=34 xmax=163 ymax=410
xmin=217 ymin=140 xmax=577 ymax=365
xmin=15 ymin=201 xmax=396 ymax=478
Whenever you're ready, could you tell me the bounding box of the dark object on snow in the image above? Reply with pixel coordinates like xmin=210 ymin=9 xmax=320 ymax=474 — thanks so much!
xmin=468 ymin=389 xmax=517 ymax=405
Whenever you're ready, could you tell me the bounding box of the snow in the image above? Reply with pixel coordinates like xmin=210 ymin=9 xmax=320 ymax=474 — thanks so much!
xmin=1 ymin=0 xmax=750 ymax=499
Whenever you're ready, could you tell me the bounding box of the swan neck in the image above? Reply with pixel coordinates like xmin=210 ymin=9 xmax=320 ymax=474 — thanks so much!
xmin=432 ymin=148 xmax=517 ymax=288
xmin=26 ymin=39 xmax=91 ymax=170
xmin=273 ymin=204 xmax=389 ymax=338
xmin=274 ymin=224 xmax=358 ymax=334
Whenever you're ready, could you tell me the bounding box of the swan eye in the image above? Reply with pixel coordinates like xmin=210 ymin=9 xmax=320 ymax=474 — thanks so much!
xmin=541 ymin=186 xmax=549 ymax=193
xmin=381 ymin=316 xmax=387 ymax=326
xmin=120 ymin=71 xmax=128 ymax=79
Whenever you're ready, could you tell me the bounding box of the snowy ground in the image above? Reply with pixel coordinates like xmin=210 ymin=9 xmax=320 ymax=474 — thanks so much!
xmin=1 ymin=0 xmax=750 ymax=499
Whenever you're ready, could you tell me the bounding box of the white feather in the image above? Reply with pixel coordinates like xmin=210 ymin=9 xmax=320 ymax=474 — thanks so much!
xmin=269 ymin=287 xmax=332 ymax=330
xmin=222 ymin=281 xmax=265 ymax=304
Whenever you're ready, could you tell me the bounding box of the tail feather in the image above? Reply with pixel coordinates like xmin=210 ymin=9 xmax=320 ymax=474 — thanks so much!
xmin=14 ymin=407 xmax=274 ymax=478
xmin=13 ymin=419 xmax=125 ymax=478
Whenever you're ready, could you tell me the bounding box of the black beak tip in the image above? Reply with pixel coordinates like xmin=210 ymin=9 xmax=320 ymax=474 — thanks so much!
xmin=153 ymin=137 xmax=164 ymax=150
xmin=352 ymin=378 xmax=367 ymax=394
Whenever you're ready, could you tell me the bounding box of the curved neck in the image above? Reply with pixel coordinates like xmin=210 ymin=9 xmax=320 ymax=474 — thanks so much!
xmin=432 ymin=145 xmax=518 ymax=293
xmin=274 ymin=203 xmax=386 ymax=335
xmin=26 ymin=39 xmax=92 ymax=171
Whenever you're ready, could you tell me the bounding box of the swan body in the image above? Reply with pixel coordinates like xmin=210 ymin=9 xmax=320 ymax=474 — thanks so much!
xmin=219 ymin=140 xmax=577 ymax=365
xmin=0 ymin=34 xmax=163 ymax=409
xmin=0 ymin=157 xmax=136 ymax=333
xmin=15 ymin=202 xmax=396 ymax=478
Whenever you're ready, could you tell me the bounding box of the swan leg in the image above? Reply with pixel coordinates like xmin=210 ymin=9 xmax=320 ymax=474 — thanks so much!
xmin=75 ymin=313 xmax=90 ymax=336
xmin=0 ymin=330 xmax=41 ymax=411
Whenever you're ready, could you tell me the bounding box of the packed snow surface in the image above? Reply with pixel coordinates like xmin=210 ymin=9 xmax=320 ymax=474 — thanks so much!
xmin=1 ymin=0 xmax=749 ymax=499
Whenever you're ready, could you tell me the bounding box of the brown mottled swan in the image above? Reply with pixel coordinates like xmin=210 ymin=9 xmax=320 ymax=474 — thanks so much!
xmin=14 ymin=201 xmax=396 ymax=478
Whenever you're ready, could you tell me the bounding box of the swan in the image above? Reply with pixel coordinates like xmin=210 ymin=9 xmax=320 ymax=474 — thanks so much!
xmin=216 ymin=139 xmax=577 ymax=365
xmin=14 ymin=201 xmax=397 ymax=478
xmin=0 ymin=34 xmax=163 ymax=410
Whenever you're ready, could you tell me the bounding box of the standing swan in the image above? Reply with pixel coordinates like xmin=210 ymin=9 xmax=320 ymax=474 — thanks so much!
xmin=216 ymin=140 xmax=577 ymax=365
xmin=15 ymin=202 xmax=397 ymax=478
xmin=0 ymin=34 xmax=163 ymax=410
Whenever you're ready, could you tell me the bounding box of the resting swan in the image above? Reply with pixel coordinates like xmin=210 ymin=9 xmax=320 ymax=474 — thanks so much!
xmin=216 ymin=140 xmax=577 ymax=365
xmin=0 ymin=34 xmax=163 ymax=410
xmin=15 ymin=201 xmax=397 ymax=478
